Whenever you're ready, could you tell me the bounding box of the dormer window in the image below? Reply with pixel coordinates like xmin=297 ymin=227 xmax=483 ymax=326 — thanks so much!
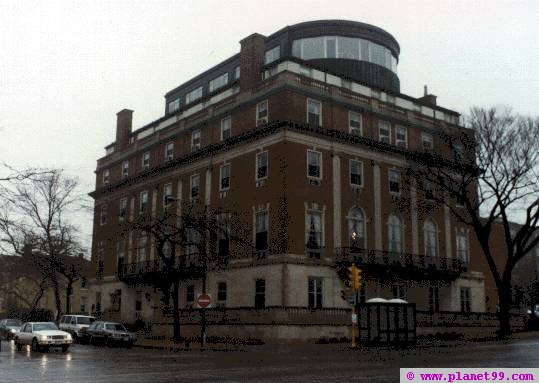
xmin=264 ymin=46 xmax=280 ymax=64
xmin=141 ymin=152 xmax=150 ymax=170
xmin=168 ymin=98 xmax=180 ymax=114
xmin=185 ymin=86 xmax=203 ymax=104
xmin=102 ymin=169 xmax=110 ymax=185
xmin=209 ymin=73 xmax=229 ymax=92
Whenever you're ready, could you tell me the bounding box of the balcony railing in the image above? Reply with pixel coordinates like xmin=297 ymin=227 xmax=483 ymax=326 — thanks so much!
xmin=118 ymin=255 xmax=204 ymax=282
xmin=335 ymin=247 xmax=468 ymax=278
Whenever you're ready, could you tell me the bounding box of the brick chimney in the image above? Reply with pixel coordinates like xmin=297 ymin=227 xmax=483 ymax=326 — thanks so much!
xmin=418 ymin=85 xmax=437 ymax=106
xmin=239 ymin=33 xmax=266 ymax=91
xmin=115 ymin=109 xmax=133 ymax=151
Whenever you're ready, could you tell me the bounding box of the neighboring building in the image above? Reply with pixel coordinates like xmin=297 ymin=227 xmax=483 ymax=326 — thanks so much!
xmin=89 ymin=20 xmax=486 ymax=333
xmin=474 ymin=221 xmax=539 ymax=312
xmin=0 ymin=250 xmax=91 ymax=317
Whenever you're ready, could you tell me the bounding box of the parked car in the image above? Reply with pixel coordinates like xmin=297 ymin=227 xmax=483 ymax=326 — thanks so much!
xmin=14 ymin=322 xmax=72 ymax=352
xmin=58 ymin=315 xmax=95 ymax=341
xmin=81 ymin=321 xmax=135 ymax=347
xmin=0 ymin=319 xmax=23 ymax=340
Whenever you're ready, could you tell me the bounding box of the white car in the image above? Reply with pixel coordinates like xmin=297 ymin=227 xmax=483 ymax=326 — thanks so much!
xmin=14 ymin=322 xmax=72 ymax=352
xmin=59 ymin=315 xmax=96 ymax=341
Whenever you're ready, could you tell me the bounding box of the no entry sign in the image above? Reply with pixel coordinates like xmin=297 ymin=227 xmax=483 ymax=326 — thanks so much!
xmin=197 ymin=293 xmax=211 ymax=308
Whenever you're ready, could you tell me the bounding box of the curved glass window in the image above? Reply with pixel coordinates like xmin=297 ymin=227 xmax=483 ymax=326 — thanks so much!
xmin=291 ymin=36 xmax=398 ymax=74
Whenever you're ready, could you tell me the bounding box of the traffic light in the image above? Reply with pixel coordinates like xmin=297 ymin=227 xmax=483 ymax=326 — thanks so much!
xmin=347 ymin=265 xmax=362 ymax=290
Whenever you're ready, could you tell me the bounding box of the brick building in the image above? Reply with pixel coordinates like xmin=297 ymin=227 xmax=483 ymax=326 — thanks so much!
xmin=89 ymin=20 xmax=486 ymax=333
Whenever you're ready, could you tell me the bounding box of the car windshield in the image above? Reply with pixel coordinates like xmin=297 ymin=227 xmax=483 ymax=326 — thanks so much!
xmin=33 ymin=323 xmax=58 ymax=331
xmin=105 ymin=324 xmax=126 ymax=331
xmin=6 ymin=320 xmax=22 ymax=326
xmin=76 ymin=317 xmax=95 ymax=325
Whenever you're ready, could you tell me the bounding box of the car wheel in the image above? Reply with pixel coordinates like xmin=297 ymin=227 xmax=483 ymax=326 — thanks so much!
xmin=15 ymin=339 xmax=22 ymax=351
xmin=106 ymin=337 xmax=113 ymax=347
xmin=31 ymin=338 xmax=40 ymax=352
xmin=62 ymin=345 xmax=69 ymax=352
xmin=89 ymin=336 xmax=95 ymax=345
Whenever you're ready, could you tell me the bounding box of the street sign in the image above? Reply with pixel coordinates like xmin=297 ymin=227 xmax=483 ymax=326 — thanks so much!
xmin=197 ymin=293 xmax=211 ymax=309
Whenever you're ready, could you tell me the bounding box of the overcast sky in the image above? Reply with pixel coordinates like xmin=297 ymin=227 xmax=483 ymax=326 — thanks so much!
xmin=1 ymin=0 xmax=537 ymax=248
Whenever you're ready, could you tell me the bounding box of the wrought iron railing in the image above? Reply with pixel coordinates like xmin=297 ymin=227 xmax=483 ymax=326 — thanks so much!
xmin=118 ymin=255 xmax=204 ymax=280
xmin=335 ymin=247 xmax=468 ymax=274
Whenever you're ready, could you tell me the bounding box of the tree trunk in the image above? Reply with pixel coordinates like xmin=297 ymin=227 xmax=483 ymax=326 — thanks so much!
xmin=52 ymin=272 xmax=62 ymax=321
xmin=65 ymin=280 xmax=73 ymax=314
xmin=497 ymin=281 xmax=512 ymax=338
xmin=172 ymin=279 xmax=181 ymax=343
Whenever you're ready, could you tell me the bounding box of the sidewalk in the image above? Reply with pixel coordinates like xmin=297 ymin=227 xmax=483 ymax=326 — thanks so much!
xmin=133 ymin=337 xmax=247 ymax=352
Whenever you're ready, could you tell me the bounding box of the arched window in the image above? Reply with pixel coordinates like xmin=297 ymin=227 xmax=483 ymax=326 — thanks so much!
xmin=348 ymin=207 xmax=365 ymax=249
xmin=424 ymin=219 xmax=438 ymax=258
xmin=388 ymin=214 xmax=402 ymax=253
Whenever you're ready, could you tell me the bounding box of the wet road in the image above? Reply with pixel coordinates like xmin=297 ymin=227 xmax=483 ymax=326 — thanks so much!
xmin=0 ymin=336 xmax=538 ymax=382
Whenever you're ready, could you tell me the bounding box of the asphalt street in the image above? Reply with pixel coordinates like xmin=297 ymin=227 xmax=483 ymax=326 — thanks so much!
xmin=0 ymin=336 xmax=538 ymax=382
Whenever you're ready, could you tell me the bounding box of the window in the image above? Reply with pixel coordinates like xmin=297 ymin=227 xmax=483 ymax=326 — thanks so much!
xmin=221 ymin=116 xmax=231 ymax=141
xmin=256 ymin=100 xmax=268 ymax=126
xmin=103 ymin=169 xmax=110 ymax=185
xmin=255 ymin=210 xmax=269 ymax=255
xmin=388 ymin=170 xmax=400 ymax=194
xmin=306 ymin=209 xmax=323 ymax=257
xmin=116 ymin=239 xmax=125 ymax=275
xmin=307 ymin=150 xmax=322 ymax=179
xmin=421 ymin=132 xmax=434 ymax=150
xmin=191 ymin=130 xmax=201 ymax=151
xmin=190 ymin=174 xmax=200 ymax=200
xmin=220 ymin=164 xmax=231 ymax=191
xmin=137 ymin=235 xmax=147 ymax=262
xmin=97 ymin=241 xmax=105 ymax=279
xmin=453 ymin=143 xmax=463 ymax=162
xmin=186 ymin=285 xmax=195 ymax=304
xmin=388 ymin=214 xmax=402 ymax=253
xmin=307 ymin=99 xmax=321 ymax=127
xmin=424 ymin=180 xmax=434 ymax=200
xmin=122 ymin=161 xmax=129 ymax=178
xmin=165 ymin=142 xmax=174 ymax=161
xmin=264 ymin=45 xmax=280 ymax=64
xmin=119 ymin=198 xmax=128 ymax=222
xmin=209 ymin=73 xmax=229 ymax=92
xmin=308 ymin=277 xmax=323 ymax=309
xmin=139 ymin=191 xmax=148 ymax=214
xmin=392 ymin=284 xmax=407 ymax=300
xmin=379 ymin=121 xmax=391 ymax=144
xmin=100 ymin=205 xmax=107 ymax=225
xmin=256 ymin=151 xmax=268 ymax=180
xmin=395 ymin=126 xmax=407 ymax=148
xmin=348 ymin=207 xmax=365 ymax=249
xmin=456 ymin=231 xmax=469 ymax=264
xmin=255 ymin=279 xmax=265 ymax=309
xmin=135 ymin=291 xmax=142 ymax=312
xmin=424 ymin=219 xmax=438 ymax=258
xmin=350 ymin=159 xmax=363 ymax=187
xmin=185 ymin=86 xmax=202 ymax=104
xmin=234 ymin=66 xmax=240 ymax=80
xmin=216 ymin=214 xmax=229 ymax=260
xmin=80 ymin=297 xmax=87 ymax=313
xmin=168 ymin=98 xmax=180 ymax=114
xmin=185 ymin=228 xmax=200 ymax=259
xmin=95 ymin=292 xmax=102 ymax=312
xmin=349 ymin=111 xmax=362 ymax=136
xmin=163 ymin=183 xmax=173 ymax=207
xmin=141 ymin=152 xmax=150 ymax=170
xmin=460 ymin=287 xmax=471 ymax=313
xmin=429 ymin=286 xmax=440 ymax=313
xmin=217 ymin=282 xmax=227 ymax=302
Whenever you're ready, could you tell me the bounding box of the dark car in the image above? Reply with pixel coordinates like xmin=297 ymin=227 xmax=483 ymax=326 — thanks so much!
xmin=81 ymin=321 xmax=136 ymax=348
xmin=0 ymin=319 xmax=23 ymax=340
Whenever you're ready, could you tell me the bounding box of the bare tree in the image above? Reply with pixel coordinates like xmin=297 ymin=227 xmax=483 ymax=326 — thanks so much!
xmin=407 ymin=107 xmax=539 ymax=336
xmin=0 ymin=170 xmax=87 ymax=320
xmin=122 ymin=200 xmax=251 ymax=344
